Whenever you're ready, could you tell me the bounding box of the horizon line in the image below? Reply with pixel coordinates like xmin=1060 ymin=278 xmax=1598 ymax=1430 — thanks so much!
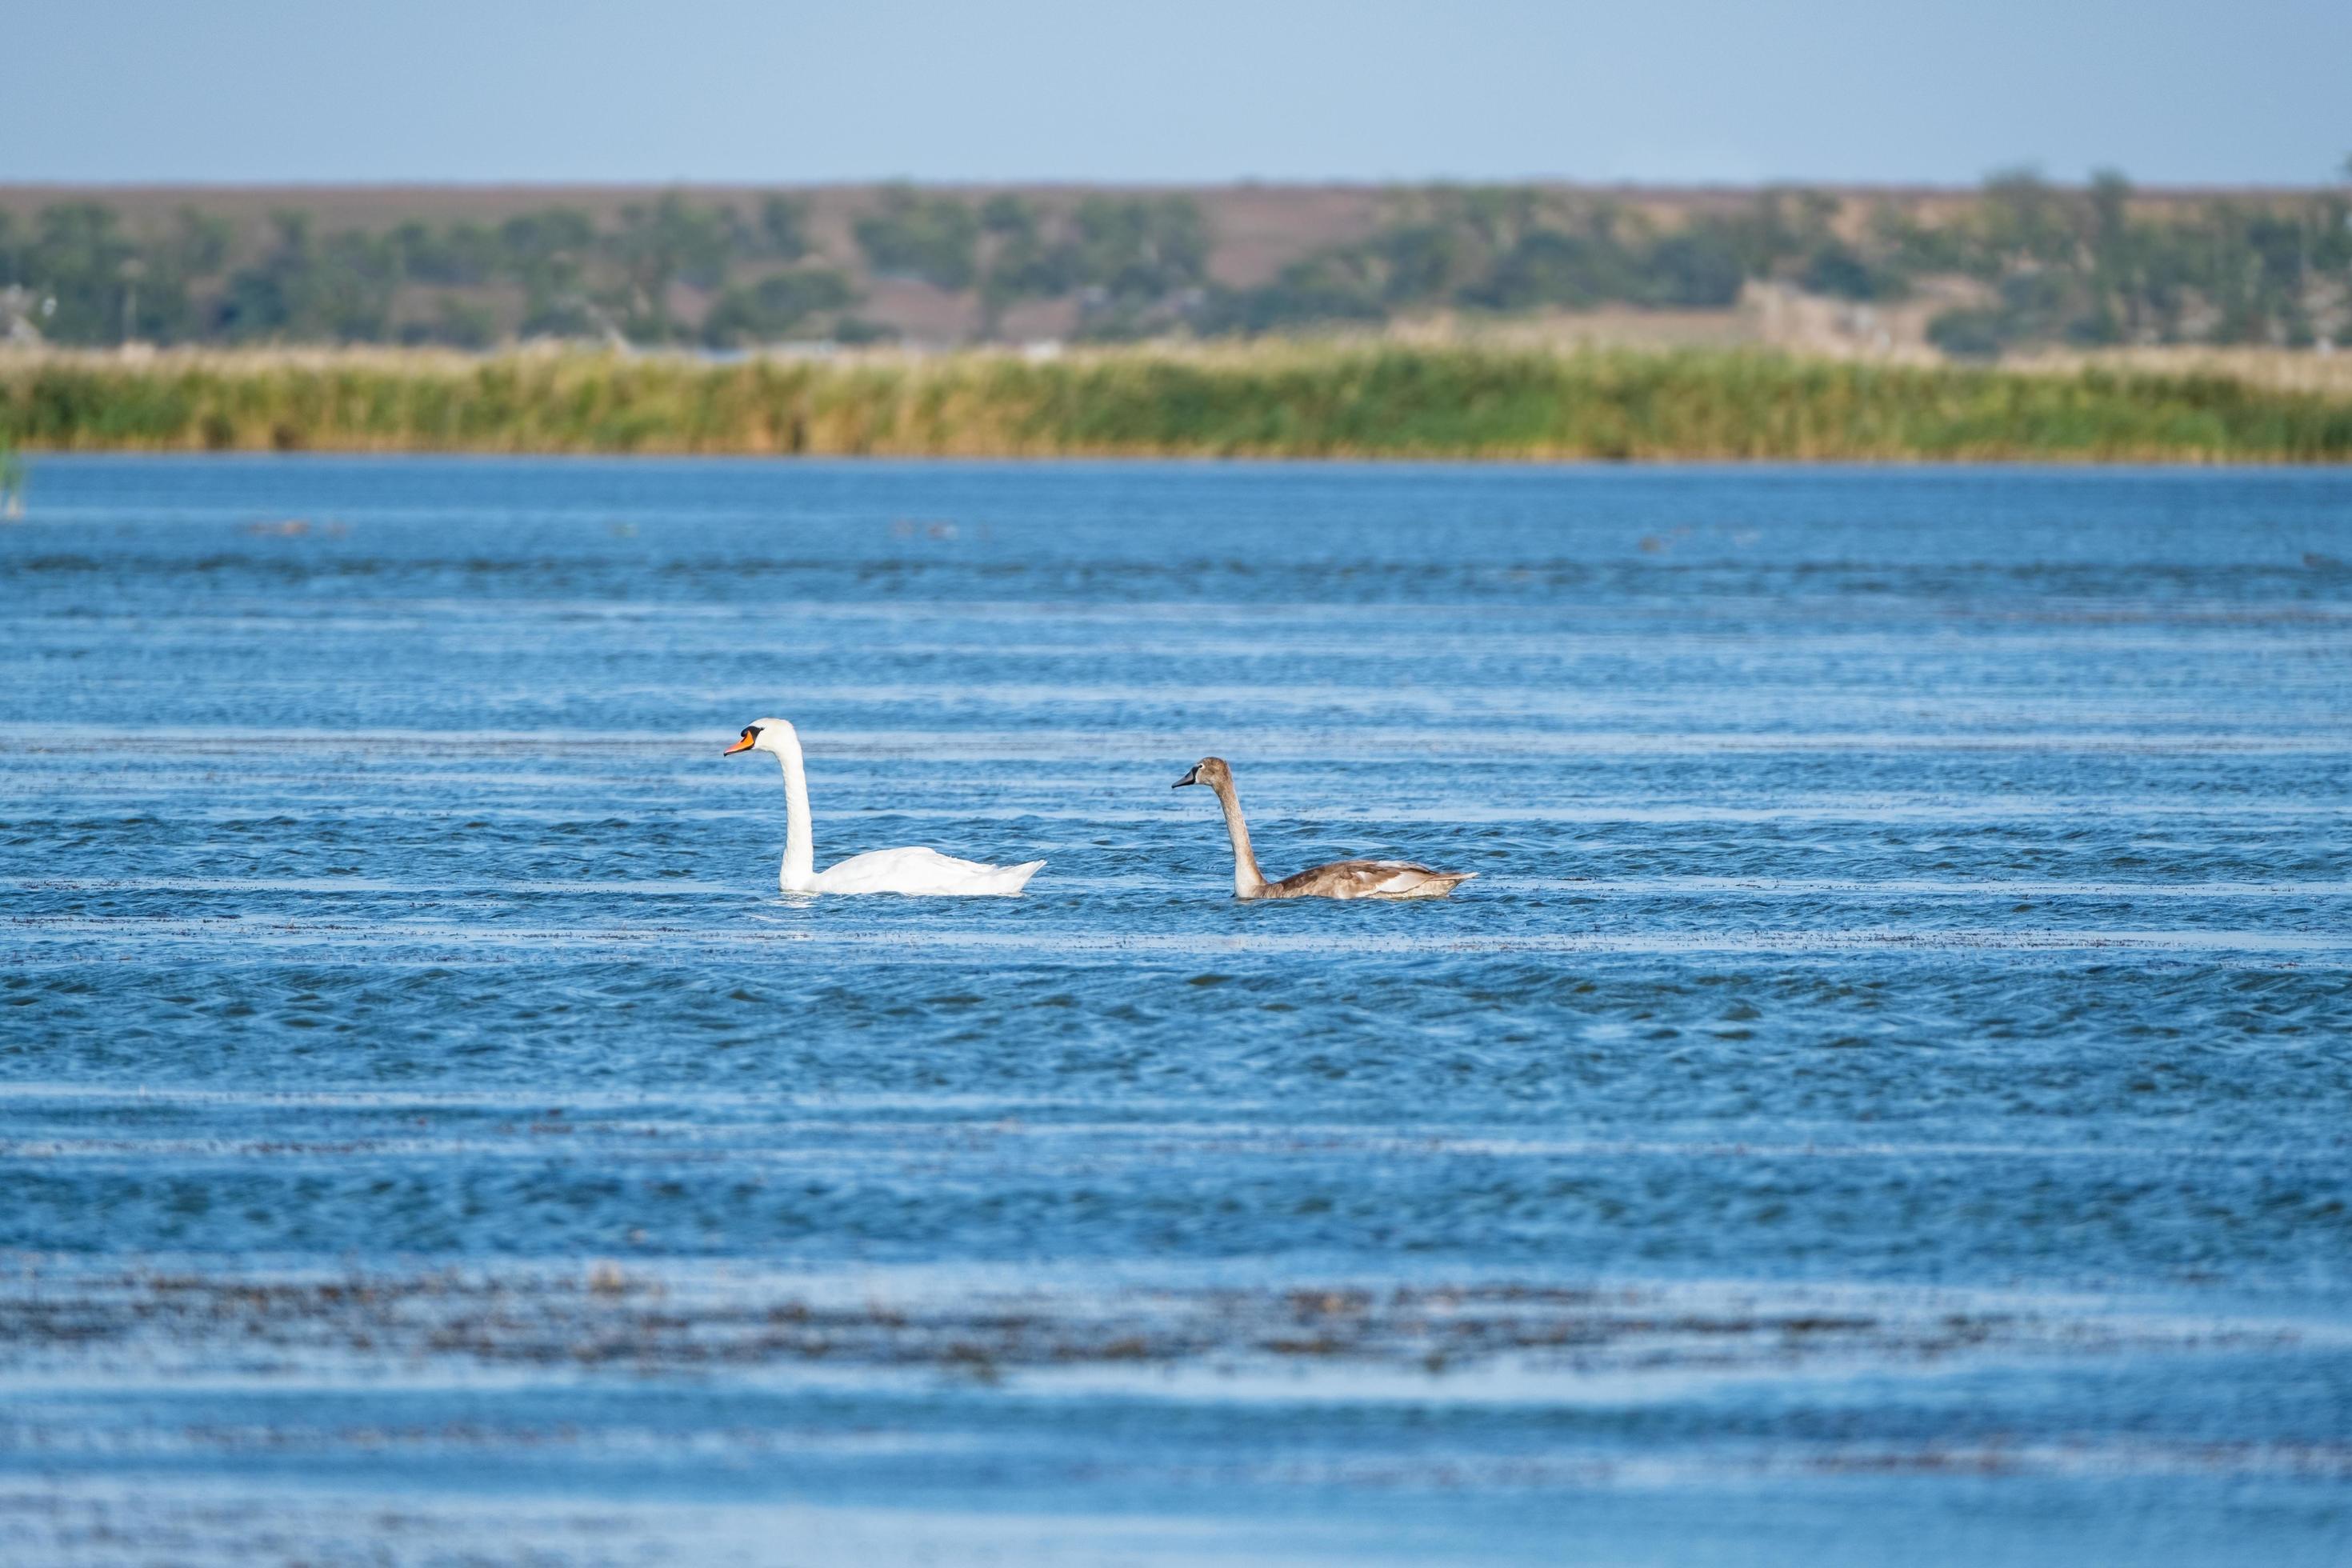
xmin=2 ymin=176 xmax=2345 ymax=198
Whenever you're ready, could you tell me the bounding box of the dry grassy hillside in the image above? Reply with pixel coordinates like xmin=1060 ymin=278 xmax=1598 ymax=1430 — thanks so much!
xmin=2 ymin=181 xmax=2344 ymax=355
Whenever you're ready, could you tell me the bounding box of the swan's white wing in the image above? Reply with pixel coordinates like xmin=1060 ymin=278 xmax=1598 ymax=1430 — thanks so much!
xmin=811 ymin=846 xmax=1045 ymax=897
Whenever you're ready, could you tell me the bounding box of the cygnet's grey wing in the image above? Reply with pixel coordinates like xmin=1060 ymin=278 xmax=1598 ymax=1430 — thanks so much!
xmin=1272 ymin=859 xmax=1475 ymax=899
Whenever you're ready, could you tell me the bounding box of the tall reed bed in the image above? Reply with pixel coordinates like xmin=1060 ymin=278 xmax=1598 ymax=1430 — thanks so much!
xmin=3 ymin=345 xmax=2349 ymax=462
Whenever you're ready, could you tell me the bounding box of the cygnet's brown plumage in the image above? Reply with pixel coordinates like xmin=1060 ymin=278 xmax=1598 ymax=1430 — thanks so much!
xmin=1172 ymin=756 xmax=1475 ymax=901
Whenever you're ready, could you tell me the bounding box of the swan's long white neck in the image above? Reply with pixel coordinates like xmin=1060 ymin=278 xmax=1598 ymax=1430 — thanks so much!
xmin=1208 ymin=775 xmax=1268 ymax=898
xmin=766 ymin=725 xmax=818 ymax=892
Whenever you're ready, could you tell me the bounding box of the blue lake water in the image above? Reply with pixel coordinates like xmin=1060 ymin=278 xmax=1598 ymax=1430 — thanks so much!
xmin=1 ymin=455 xmax=2348 ymax=1564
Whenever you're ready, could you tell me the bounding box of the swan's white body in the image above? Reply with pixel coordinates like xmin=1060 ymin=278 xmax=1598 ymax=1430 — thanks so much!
xmin=728 ymin=718 xmax=1043 ymax=897
xmin=798 ymin=844 xmax=1042 ymax=897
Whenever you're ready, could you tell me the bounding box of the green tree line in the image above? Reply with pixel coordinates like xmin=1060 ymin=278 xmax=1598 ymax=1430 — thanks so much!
xmin=1211 ymin=176 xmax=2352 ymax=352
xmin=0 ymin=194 xmax=871 ymax=349
xmin=2 ymin=175 xmax=2346 ymax=353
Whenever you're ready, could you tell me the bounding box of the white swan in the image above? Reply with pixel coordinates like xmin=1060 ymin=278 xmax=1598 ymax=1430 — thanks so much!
xmin=726 ymin=718 xmax=1045 ymax=896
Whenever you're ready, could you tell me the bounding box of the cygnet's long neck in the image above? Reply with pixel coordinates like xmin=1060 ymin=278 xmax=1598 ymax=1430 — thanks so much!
xmin=1208 ymin=774 xmax=1268 ymax=898
xmin=768 ymin=726 xmax=818 ymax=892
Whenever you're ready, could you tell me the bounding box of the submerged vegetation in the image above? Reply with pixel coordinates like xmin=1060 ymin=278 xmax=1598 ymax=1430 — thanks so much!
xmin=3 ymin=344 xmax=2348 ymax=462
xmin=2 ymin=174 xmax=2348 ymax=354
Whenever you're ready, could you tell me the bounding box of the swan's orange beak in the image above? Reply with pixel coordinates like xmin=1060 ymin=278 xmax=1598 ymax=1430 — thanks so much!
xmin=724 ymin=734 xmax=757 ymax=755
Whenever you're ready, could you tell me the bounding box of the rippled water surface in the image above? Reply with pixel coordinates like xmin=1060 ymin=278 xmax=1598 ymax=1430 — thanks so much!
xmin=2 ymin=456 xmax=2349 ymax=1565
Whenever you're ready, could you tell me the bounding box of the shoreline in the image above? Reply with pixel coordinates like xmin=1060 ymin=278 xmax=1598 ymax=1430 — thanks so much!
xmin=6 ymin=343 xmax=2350 ymax=464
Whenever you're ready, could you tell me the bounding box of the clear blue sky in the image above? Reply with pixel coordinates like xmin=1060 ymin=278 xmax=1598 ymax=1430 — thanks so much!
xmin=5 ymin=0 xmax=2346 ymax=186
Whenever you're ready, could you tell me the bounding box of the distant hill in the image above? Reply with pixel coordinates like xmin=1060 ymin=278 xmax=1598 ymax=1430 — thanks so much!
xmin=1 ymin=179 xmax=2345 ymax=357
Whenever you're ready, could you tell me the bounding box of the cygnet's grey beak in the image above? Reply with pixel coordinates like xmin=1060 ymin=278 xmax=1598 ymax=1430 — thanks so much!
xmin=1172 ymin=766 xmax=1200 ymax=789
